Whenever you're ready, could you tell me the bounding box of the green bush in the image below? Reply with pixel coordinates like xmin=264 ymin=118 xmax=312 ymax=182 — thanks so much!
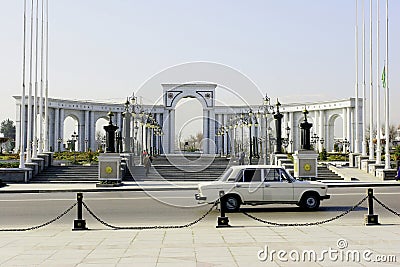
xmin=319 ymin=148 xmax=328 ymax=161
xmin=0 ymin=162 xmax=20 ymax=168
xmin=54 ymin=151 xmax=99 ymax=164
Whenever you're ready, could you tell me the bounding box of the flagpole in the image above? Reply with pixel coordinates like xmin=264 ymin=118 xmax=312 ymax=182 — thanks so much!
xmin=32 ymin=0 xmax=39 ymax=159
xmin=19 ymin=0 xmax=27 ymax=168
xmin=384 ymin=0 xmax=390 ymax=169
xmin=354 ymin=0 xmax=360 ymax=154
xmin=368 ymin=0 xmax=374 ymax=161
xmin=38 ymin=0 xmax=44 ymax=154
xmin=44 ymin=0 xmax=49 ymax=152
xmin=26 ymin=0 xmax=35 ymax=163
xmin=375 ymin=0 xmax=381 ymax=164
xmin=361 ymin=0 xmax=367 ymax=156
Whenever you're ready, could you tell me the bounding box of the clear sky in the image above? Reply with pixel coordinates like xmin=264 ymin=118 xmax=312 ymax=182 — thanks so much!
xmin=1 ymin=0 xmax=399 ymax=138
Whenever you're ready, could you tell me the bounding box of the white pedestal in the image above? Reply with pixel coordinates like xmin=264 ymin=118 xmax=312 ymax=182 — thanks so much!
xmin=98 ymin=153 xmax=121 ymax=181
xmin=293 ymin=150 xmax=318 ymax=180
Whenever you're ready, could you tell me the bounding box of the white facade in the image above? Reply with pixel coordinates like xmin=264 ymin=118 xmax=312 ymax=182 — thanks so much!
xmin=14 ymin=84 xmax=362 ymax=156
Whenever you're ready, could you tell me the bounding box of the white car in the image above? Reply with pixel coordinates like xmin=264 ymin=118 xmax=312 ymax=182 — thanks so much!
xmin=195 ymin=165 xmax=330 ymax=212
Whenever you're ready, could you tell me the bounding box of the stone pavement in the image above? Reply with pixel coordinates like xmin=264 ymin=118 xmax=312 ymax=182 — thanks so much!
xmin=1 ymin=212 xmax=400 ymax=267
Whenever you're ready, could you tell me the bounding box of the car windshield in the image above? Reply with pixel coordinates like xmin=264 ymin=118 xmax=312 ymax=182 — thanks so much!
xmin=218 ymin=167 xmax=233 ymax=182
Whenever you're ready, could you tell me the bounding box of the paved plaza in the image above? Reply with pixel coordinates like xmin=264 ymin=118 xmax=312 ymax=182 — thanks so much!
xmin=0 ymin=214 xmax=400 ymax=267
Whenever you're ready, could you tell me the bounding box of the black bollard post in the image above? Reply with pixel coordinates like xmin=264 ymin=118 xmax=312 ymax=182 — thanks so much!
xmin=364 ymin=188 xmax=379 ymax=226
xmin=216 ymin=190 xmax=231 ymax=228
xmin=73 ymin=192 xmax=88 ymax=231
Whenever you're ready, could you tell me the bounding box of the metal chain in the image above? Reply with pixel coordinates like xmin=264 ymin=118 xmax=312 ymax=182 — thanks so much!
xmin=373 ymin=196 xmax=400 ymax=217
xmin=0 ymin=202 xmax=77 ymax=232
xmin=241 ymin=196 xmax=368 ymax=227
xmin=82 ymin=201 xmax=218 ymax=230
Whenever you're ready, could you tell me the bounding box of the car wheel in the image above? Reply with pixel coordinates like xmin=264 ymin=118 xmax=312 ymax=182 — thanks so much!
xmin=300 ymin=193 xmax=320 ymax=210
xmin=223 ymin=195 xmax=241 ymax=212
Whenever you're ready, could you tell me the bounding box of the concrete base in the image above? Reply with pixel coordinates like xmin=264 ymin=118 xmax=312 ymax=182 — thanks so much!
xmin=25 ymin=162 xmax=39 ymax=176
xmin=31 ymin=158 xmax=45 ymax=172
xmin=368 ymin=164 xmax=385 ymax=176
xmin=376 ymin=168 xmax=397 ymax=181
xmin=0 ymin=168 xmax=32 ymax=183
xmin=361 ymin=159 xmax=376 ymax=172
xmin=349 ymin=153 xmax=361 ymax=167
xmin=356 ymin=155 xmax=369 ymax=169
xmin=37 ymin=154 xmax=49 ymax=168
xmin=43 ymin=152 xmax=54 ymax=167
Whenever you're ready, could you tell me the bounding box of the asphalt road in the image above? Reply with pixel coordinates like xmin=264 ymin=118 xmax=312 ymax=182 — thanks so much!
xmin=0 ymin=187 xmax=399 ymax=229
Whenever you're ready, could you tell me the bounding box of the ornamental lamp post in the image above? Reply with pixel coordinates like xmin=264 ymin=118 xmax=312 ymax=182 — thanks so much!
xmin=71 ymin=131 xmax=79 ymax=152
xmin=247 ymin=110 xmax=253 ymax=164
xmin=273 ymin=99 xmax=284 ymax=154
xmin=319 ymin=137 xmax=325 ymax=152
xmin=261 ymin=94 xmax=274 ymax=164
xmin=57 ymin=138 xmax=62 ymax=152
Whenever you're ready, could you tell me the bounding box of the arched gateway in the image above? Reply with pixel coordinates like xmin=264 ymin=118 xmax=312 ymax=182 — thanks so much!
xmin=14 ymin=83 xmax=362 ymax=156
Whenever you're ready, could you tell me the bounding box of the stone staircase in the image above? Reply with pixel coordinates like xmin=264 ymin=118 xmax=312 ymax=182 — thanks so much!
xmin=129 ymin=155 xmax=230 ymax=181
xmin=31 ymin=165 xmax=99 ymax=183
xmin=317 ymin=165 xmax=344 ymax=181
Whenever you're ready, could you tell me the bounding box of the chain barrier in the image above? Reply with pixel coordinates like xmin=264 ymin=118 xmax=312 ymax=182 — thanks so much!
xmin=373 ymin=196 xmax=400 ymax=217
xmin=0 ymin=202 xmax=77 ymax=232
xmin=82 ymin=201 xmax=218 ymax=230
xmin=241 ymin=196 xmax=368 ymax=227
xmin=3 ymin=193 xmax=399 ymax=231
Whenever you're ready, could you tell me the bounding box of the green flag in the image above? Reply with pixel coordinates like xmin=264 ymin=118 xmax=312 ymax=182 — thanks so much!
xmin=382 ymin=66 xmax=386 ymax=88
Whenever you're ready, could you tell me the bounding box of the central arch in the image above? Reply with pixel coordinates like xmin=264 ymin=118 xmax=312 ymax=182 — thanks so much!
xmin=162 ymin=83 xmax=217 ymax=154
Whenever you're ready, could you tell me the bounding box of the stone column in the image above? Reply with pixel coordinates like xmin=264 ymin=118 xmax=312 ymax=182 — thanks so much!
xmin=162 ymin=110 xmax=170 ymax=154
xmin=342 ymin=108 xmax=347 ymax=153
xmin=90 ymin=111 xmax=96 ymax=151
xmin=209 ymin=109 xmax=216 ymax=154
xmin=347 ymin=107 xmax=351 ymax=152
xmin=203 ymin=109 xmax=209 ymax=154
xmin=85 ymin=110 xmax=89 ymax=152
xmin=15 ymin=104 xmax=21 ymax=154
xmin=59 ymin=109 xmax=64 ymax=151
xmin=54 ymin=108 xmax=59 ymax=151
xmin=116 ymin=112 xmax=122 ymax=130
xmin=319 ymin=110 xmax=325 ymax=152
xmin=289 ymin=111 xmax=294 ymax=153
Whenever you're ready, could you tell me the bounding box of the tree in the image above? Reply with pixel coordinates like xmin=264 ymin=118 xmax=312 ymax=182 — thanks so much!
xmin=0 ymin=119 xmax=15 ymax=140
xmin=0 ymin=119 xmax=15 ymax=152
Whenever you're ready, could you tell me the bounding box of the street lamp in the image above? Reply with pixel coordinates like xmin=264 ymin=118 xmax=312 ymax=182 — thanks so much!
xmin=282 ymin=125 xmax=291 ymax=153
xmin=71 ymin=131 xmax=79 ymax=152
xmin=261 ymin=93 xmax=274 ymax=164
xmin=319 ymin=137 xmax=325 ymax=150
xmin=57 ymin=138 xmax=62 ymax=152
xmin=311 ymin=133 xmax=319 ymax=152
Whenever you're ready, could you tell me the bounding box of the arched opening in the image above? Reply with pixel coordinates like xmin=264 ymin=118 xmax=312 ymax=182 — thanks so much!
xmin=327 ymin=114 xmax=344 ymax=152
xmin=95 ymin=117 xmax=108 ymax=152
xmin=174 ymin=97 xmax=203 ymax=153
xmin=63 ymin=116 xmax=79 ymax=151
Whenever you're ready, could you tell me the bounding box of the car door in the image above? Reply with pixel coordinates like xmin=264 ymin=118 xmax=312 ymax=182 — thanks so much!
xmin=233 ymin=168 xmax=264 ymax=202
xmin=263 ymin=168 xmax=294 ymax=202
